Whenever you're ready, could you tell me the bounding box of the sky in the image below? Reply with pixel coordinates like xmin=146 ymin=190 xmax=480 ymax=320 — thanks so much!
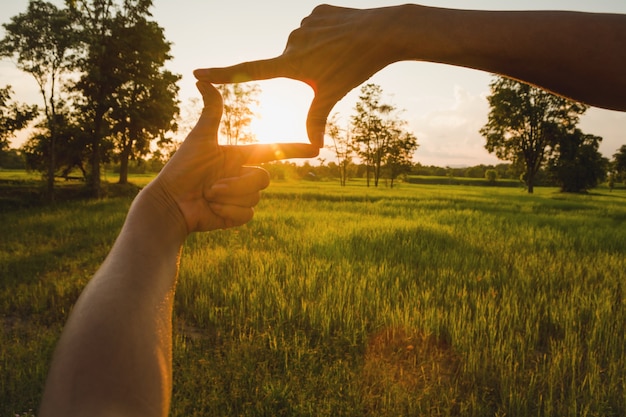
xmin=2 ymin=0 xmax=626 ymax=167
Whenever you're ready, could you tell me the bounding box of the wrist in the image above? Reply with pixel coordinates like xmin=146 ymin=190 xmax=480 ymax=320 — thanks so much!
xmin=394 ymin=4 xmax=487 ymax=68
xmin=392 ymin=4 xmax=453 ymax=62
xmin=129 ymin=183 xmax=189 ymax=248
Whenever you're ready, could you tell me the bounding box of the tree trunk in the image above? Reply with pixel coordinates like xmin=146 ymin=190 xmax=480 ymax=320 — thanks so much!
xmin=45 ymin=98 xmax=57 ymax=202
xmin=526 ymin=167 xmax=535 ymax=194
xmin=88 ymin=112 xmax=104 ymax=198
xmin=373 ymin=151 xmax=382 ymax=187
xmin=89 ymin=139 xmax=101 ymax=197
xmin=118 ymin=148 xmax=129 ymax=185
xmin=46 ymin=135 xmax=55 ymax=202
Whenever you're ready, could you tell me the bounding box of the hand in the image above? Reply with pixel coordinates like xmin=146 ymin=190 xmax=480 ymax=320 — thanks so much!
xmin=146 ymin=81 xmax=318 ymax=234
xmin=194 ymin=5 xmax=404 ymax=148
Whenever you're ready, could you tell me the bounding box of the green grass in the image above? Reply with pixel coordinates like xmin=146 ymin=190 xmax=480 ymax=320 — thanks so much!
xmin=0 ymin=170 xmax=146 ymax=210
xmin=406 ymin=174 xmax=522 ymax=187
xmin=2 ymin=179 xmax=626 ymax=416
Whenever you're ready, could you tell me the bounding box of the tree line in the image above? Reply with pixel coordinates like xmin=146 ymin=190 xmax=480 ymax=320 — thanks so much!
xmin=321 ymin=77 xmax=626 ymax=193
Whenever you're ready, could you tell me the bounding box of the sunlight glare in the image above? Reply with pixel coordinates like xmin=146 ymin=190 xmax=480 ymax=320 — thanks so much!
xmin=250 ymin=79 xmax=312 ymax=144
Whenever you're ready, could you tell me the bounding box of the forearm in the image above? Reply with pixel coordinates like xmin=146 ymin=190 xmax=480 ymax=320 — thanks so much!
xmin=38 ymin=81 xmax=275 ymax=416
xmin=39 ymin=187 xmax=187 ymax=417
xmin=394 ymin=5 xmax=626 ymax=111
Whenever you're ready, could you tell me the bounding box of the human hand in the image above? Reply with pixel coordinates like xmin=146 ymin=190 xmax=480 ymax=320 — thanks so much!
xmin=194 ymin=5 xmax=405 ymax=148
xmin=146 ymin=81 xmax=318 ymax=234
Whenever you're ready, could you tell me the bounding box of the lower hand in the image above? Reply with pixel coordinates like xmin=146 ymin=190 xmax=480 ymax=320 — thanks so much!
xmin=145 ymin=81 xmax=318 ymax=234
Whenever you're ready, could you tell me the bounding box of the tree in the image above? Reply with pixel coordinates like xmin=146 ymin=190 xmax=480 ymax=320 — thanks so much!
xmin=216 ymin=83 xmax=260 ymax=145
xmin=480 ymin=76 xmax=587 ymax=193
xmin=612 ymin=145 xmax=626 ymax=184
xmin=384 ymin=127 xmax=418 ymax=188
xmin=326 ymin=113 xmax=353 ymax=186
xmin=69 ymin=0 xmax=164 ymax=196
xmin=68 ymin=0 xmax=117 ymax=196
xmin=22 ymin=108 xmax=91 ymax=180
xmin=351 ymin=83 xmax=396 ymax=187
xmin=0 ymin=148 xmax=25 ymax=169
xmin=109 ymin=16 xmax=180 ymax=184
xmin=549 ymin=129 xmax=608 ymax=192
xmin=1 ymin=0 xmax=77 ymax=199
xmin=0 ymin=86 xmax=38 ymax=153
xmin=485 ymin=169 xmax=498 ymax=185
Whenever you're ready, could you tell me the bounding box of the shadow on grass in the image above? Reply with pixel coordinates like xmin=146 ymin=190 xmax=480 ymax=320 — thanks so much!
xmin=0 ymin=179 xmax=141 ymax=211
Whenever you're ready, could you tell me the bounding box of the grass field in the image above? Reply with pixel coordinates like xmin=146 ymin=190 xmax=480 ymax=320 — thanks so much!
xmin=1 ymin=177 xmax=625 ymax=416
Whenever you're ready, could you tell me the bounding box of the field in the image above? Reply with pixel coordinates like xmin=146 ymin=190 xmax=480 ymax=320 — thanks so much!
xmin=1 ymin=177 xmax=626 ymax=416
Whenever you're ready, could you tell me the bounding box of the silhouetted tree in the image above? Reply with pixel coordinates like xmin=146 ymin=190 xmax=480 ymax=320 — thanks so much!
xmin=612 ymin=145 xmax=626 ymax=184
xmin=326 ymin=113 xmax=353 ymax=186
xmin=217 ymin=83 xmax=260 ymax=145
xmin=352 ymin=83 xmax=413 ymax=187
xmin=384 ymin=128 xmax=418 ymax=188
xmin=109 ymin=17 xmax=179 ymax=184
xmin=0 ymin=86 xmax=38 ymax=153
xmin=548 ymin=130 xmax=607 ymax=192
xmin=481 ymin=76 xmax=587 ymax=193
xmin=69 ymin=0 xmax=176 ymax=194
xmin=1 ymin=0 xmax=77 ymax=199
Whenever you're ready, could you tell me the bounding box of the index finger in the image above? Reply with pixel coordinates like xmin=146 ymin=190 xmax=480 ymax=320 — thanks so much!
xmin=194 ymin=56 xmax=286 ymax=84
xmin=225 ymin=142 xmax=319 ymax=165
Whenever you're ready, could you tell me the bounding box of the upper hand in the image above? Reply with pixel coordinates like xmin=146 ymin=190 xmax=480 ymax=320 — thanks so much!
xmin=146 ymin=81 xmax=318 ymax=234
xmin=193 ymin=5 xmax=403 ymax=148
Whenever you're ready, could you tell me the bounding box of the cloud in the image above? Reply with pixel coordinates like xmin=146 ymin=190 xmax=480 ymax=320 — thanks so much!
xmin=411 ymin=85 xmax=500 ymax=166
xmin=410 ymin=87 xmax=626 ymax=166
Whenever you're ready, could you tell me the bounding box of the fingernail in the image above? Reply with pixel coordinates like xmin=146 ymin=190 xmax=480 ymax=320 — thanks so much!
xmin=193 ymin=69 xmax=208 ymax=79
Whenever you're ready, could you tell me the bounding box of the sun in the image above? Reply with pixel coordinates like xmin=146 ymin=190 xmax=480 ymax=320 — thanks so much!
xmin=250 ymin=80 xmax=311 ymax=145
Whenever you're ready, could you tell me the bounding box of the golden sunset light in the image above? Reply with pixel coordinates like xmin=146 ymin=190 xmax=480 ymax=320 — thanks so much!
xmin=249 ymin=79 xmax=311 ymax=145
xmin=4 ymin=0 xmax=625 ymax=165
xmin=2 ymin=1 xmax=626 ymax=415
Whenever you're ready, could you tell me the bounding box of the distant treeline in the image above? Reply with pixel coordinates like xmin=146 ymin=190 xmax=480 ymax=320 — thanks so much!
xmin=258 ymin=160 xmax=580 ymax=188
xmin=2 ymin=151 xmax=621 ymax=190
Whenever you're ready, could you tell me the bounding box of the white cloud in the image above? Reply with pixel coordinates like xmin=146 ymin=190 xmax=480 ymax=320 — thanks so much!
xmin=411 ymin=85 xmax=500 ymax=166
xmin=410 ymin=87 xmax=626 ymax=167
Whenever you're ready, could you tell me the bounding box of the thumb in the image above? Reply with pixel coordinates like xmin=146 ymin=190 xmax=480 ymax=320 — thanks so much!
xmin=190 ymin=81 xmax=223 ymax=141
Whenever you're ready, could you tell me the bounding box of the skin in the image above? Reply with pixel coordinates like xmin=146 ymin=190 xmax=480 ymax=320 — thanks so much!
xmin=38 ymin=82 xmax=316 ymax=417
xmin=194 ymin=4 xmax=626 ymax=147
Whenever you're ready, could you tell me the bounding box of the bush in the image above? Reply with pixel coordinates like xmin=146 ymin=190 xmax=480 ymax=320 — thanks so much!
xmin=485 ymin=169 xmax=497 ymax=185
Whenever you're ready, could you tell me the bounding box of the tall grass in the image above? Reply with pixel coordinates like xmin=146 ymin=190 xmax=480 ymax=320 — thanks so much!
xmin=2 ymin=180 xmax=625 ymax=416
xmin=1 ymin=196 xmax=132 ymax=414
